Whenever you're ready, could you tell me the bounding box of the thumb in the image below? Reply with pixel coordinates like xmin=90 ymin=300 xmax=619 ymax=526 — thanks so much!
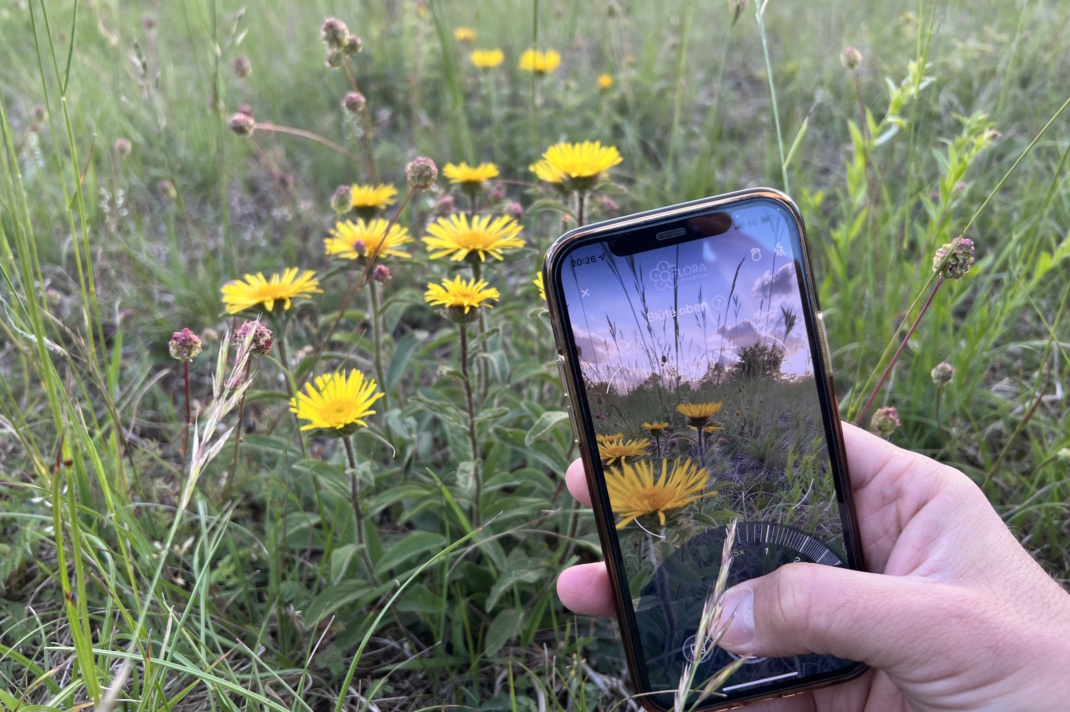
xmin=716 ymin=563 xmax=965 ymax=670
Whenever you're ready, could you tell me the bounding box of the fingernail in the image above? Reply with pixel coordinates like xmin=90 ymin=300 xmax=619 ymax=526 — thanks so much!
xmin=717 ymin=587 xmax=754 ymax=650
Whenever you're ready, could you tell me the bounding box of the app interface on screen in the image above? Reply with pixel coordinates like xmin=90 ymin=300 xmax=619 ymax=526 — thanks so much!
xmin=559 ymin=201 xmax=853 ymax=702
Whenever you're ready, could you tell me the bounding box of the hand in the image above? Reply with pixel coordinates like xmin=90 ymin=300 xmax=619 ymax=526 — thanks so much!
xmin=557 ymin=422 xmax=1070 ymax=711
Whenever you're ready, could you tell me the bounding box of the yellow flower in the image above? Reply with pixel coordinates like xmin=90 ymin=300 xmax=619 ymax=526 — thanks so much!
xmin=606 ymin=458 xmax=714 ymax=529
xmin=677 ymin=401 xmax=724 ymax=428
xmin=642 ymin=421 xmax=670 ymax=434
xmin=453 ymin=27 xmax=476 ymax=42
xmin=442 ymin=161 xmax=500 ymax=186
xmin=289 ymin=370 xmax=384 ymax=433
xmin=596 ymin=432 xmax=623 ymax=446
xmin=350 ymin=184 xmax=398 ymax=211
xmin=519 ymin=48 xmax=561 ymax=75
xmin=534 ymin=272 xmax=545 ymax=300
xmin=325 ymin=218 xmax=413 ymax=260
xmin=599 ymin=437 xmax=651 ymax=465
xmin=690 ymin=424 xmax=724 ymax=434
xmin=598 ymin=73 xmax=613 ymax=89
xmin=529 ymin=141 xmax=623 ymax=189
xmin=470 ymin=49 xmax=504 ymax=68
xmin=221 ymin=268 xmax=321 ymax=314
xmin=423 ymin=213 xmax=525 ymax=262
xmin=425 ymin=275 xmax=500 ymax=315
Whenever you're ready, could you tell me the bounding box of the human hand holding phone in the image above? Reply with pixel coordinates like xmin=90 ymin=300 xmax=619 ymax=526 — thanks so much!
xmin=558 ymin=422 xmax=1070 ymax=711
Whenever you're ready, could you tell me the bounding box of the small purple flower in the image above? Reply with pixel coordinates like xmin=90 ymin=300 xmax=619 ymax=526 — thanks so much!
xmin=870 ymin=406 xmax=900 ymax=439
xmin=406 ymin=156 xmax=438 ymax=191
xmin=169 ymin=328 xmax=202 ymax=362
xmin=932 ymin=237 xmax=975 ymax=280
xmin=235 ymin=320 xmax=274 ymax=358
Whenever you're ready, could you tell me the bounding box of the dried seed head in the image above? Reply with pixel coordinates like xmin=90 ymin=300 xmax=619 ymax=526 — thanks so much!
xmin=114 ymin=137 xmax=132 ymax=157
xmin=235 ymin=320 xmax=274 ymax=358
xmin=434 ymin=194 xmax=456 ymax=215
xmin=931 ymin=361 xmax=955 ymax=387
xmin=372 ymin=264 xmax=392 ymax=283
xmin=330 ymin=185 xmax=354 ymax=214
xmin=932 ymin=237 xmax=975 ymax=280
xmin=342 ymin=91 xmax=366 ymax=114
xmin=232 ymin=54 xmax=252 ymax=79
xmin=840 ymin=46 xmax=862 ymax=71
xmin=169 ymin=328 xmax=202 ymax=362
xmin=406 ymin=156 xmax=438 ymax=191
xmin=344 ymin=35 xmax=362 ymax=55
xmin=870 ymin=406 xmax=900 ymax=439
xmin=320 ymin=17 xmax=350 ymax=50
xmin=505 ymin=201 xmax=524 ymax=220
xmin=228 ymin=112 xmax=256 ymax=137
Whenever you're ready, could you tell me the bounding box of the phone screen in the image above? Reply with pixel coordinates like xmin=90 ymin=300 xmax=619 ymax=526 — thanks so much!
xmin=555 ymin=198 xmax=857 ymax=705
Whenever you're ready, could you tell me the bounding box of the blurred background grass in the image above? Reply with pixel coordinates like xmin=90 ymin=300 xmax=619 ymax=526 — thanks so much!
xmin=1 ymin=0 xmax=1068 ymax=708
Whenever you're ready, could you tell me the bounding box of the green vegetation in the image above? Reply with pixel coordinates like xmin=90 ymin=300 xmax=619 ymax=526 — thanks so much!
xmin=1 ymin=0 xmax=1068 ymax=708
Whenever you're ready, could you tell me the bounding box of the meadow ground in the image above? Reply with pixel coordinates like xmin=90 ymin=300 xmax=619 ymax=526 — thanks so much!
xmin=1 ymin=0 xmax=1068 ymax=709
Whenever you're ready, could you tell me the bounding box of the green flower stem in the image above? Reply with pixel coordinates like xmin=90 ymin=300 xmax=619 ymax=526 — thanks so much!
xmin=577 ymin=192 xmax=586 ymax=227
xmin=313 ymin=186 xmax=415 ymax=379
xmin=343 ymin=435 xmax=379 ymax=585
xmin=459 ymin=323 xmax=483 ymax=528
xmin=341 ymin=57 xmax=380 ymax=184
xmin=369 ymin=280 xmax=389 ymax=411
xmin=855 ymin=277 xmax=943 ymax=426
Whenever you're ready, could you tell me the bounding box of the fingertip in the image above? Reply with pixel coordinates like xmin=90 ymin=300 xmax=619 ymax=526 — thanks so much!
xmin=557 ymin=563 xmax=616 ymax=618
xmin=565 ymin=458 xmax=593 ymax=506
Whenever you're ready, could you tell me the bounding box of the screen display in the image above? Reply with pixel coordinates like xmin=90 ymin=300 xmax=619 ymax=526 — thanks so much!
xmin=556 ymin=199 xmax=854 ymax=704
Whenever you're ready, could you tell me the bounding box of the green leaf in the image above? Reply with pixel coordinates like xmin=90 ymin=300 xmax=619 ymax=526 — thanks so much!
xmin=330 ymin=544 xmax=361 ymax=584
xmin=525 ymin=410 xmax=570 ymax=446
xmin=386 ymin=330 xmax=427 ymax=392
xmin=484 ymin=608 xmax=525 ymax=657
xmin=486 ymin=559 xmax=549 ymax=611
xmin=306 ymin=580 xmax=390 ymax=625
xmin=376 ymin=531 xmax=447 ymax=572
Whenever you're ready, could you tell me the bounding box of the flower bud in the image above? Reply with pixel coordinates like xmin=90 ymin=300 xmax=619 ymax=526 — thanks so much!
xmin=932 ymin=237 xmax=975 ymax=280
xmin=228 ymin=113 xmax=255 ymax=137
xmin=841 ymin=46 xmax=862 ymax=71
xmin=372 ymin=264 xmax=391 ymax=283
xmin=232 ymin=54 xmax=252 ymax=79
xmin=169 ymin=328 xmax=202 ymax=362
xmin=114 ymin=137 xmax=132 ymax=157
xmin=406 ymin=156 xmax=438 ymax=191
xmin=235 ymin=320 xmax=273 ymax=358
xmin=237 ymin=103 xmax=254 ymax=117
xmin=320 ymin=17 xmax=350 ymax=50
xmin=488 ymin=183 xmax=506 ymax=201
xmin=505 ymin=201 xmax=524 ymax=220
xmin=870 ymin=406 xmax=900 ymax=439
xmin=931 ymin=361 xmax=954 ymax=387
xmin=330 ymin=185 xmax=353 ymax=214
xmin=344 ymin=35 xmax=362 ymax=55
xmin=342 ymin=91 xmax=366 ymax=114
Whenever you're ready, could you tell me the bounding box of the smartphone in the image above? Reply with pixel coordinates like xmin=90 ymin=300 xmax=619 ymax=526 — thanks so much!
xmin=543 ymin=189 xmax=866 ymax=709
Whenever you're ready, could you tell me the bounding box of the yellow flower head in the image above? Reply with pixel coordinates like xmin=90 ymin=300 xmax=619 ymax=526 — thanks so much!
xmin=599 ymin=437 xmax=651 ymax=465
xmin=425 ymin=275 xmax=500 ymax=317
xmin=350 ymin=183 xmax=398 ymax=210
xmin=221 ymin=268 xmax=321 ymax=314
xmin=423 ymin=213 xmax=525 ymax=262
xmin=289 ymin=369 xmax=384 ymax=433
xmin=676 ymin=401 xmax=724 ymax=427
xmin=598 ymin=73 xmax=614 ymax=89
xmin=690 ymin=423 xmax=724 ymax=434
xmin=470 ymin=49 xmax=504 ymax=68
xmin=530 ymin=141 xmax=623 ymax=191
xmin=534 ymin=272 xmax=546 ymax=300
xmin=519 ymin=48 xmax=561 ymax=75
xmin=606 ymin=458 xmax=714 ymax=529
xmin=596 ymin=432 xmax=623 ymax=446
xmin=642 ymin=421 xmax=670 ymax=434
xmin=443 ymin=161 xmax=500 ymax=186
xmin=453 ymin=27 xmax=476 ymax=42
xmin=325 ymin=218 xmax=413 ymax=260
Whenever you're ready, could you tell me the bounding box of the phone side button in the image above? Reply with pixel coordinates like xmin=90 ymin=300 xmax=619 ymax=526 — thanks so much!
xmin=566 ymin=404 xmax=580 ymax=444
xmin=555 ymin=355 xmax=569 ymax=397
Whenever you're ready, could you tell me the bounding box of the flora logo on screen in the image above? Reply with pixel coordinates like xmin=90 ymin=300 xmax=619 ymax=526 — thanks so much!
xmin=649 ymin=260 xmax=707 ymax=291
